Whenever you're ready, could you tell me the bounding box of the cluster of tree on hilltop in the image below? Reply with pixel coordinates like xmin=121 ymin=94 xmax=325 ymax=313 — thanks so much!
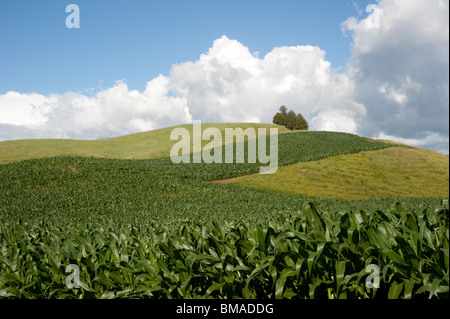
xmin=272 ymin=106 xmax=309 ymax=130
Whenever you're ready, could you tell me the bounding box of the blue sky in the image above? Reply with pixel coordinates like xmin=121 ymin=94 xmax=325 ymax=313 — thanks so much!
xmin=0 ymin=0 xmax=448 ymax=154
xmin=0 ymin=0 xmax=368 ymax=94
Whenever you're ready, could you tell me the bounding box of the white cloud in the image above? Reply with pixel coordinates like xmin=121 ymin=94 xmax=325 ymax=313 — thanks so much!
xmin=0 ymin=75 xmax=192 ymax=139
xmin=169 ymin=35 xmax=363 ymax=131
xmin=342 ymin=0 xmax=449 ymax=153
xmin=0 ymin=91 xmax=55 ymax=126
xmin=376 ymin=131 xmax=449 ymax=154
xmin=311 ymin=112 xmax=358 ymax=133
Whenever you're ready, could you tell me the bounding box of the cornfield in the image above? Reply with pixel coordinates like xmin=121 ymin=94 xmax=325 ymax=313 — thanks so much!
xmin=0 ymin=202 xmax=447 ymax=299
xmin=0 ymin=131 xmax=447 ymax=299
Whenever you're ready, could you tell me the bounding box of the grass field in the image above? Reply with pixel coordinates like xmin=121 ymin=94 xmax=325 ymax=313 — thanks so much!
xmin=0 ymin=123 xmax=289 ymax=164
xmin=0 ymin=125 xmax=448 ymax=299
xmin=229 ymin=147 xmax=449 ymax=199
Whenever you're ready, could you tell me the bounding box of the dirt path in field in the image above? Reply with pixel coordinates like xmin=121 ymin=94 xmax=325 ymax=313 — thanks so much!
xmin=67 ymin=165 xmax=79 ymax=173
xmin=211 ymin=173 xmax=260 ymax=184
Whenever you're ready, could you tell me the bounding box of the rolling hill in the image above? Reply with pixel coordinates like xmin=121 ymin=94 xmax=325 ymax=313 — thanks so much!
xmin=1 ymin=123 xmax=446 ymax=199
xmin=228 ymin=146 xmax=449 ymax=199
xmin=0 ymin=123 xmax=448 ymax=299
xmin=0 ymin=123 xmax=290 ymax=165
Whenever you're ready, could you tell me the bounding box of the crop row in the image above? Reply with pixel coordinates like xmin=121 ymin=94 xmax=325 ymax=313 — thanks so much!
xmin=0 ymin=131 xmax=400 ymax=183
xmin=0 ymin=131 xmax=445 ymax=299
xmin=0 ymin=202 xmax=447 ymax=299
xmin=0 ymin=155 xmax=443 ymax=227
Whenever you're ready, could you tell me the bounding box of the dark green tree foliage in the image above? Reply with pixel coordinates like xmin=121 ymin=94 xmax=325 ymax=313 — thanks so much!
xmin=279 ymin=105 xmax=288 ymax=116
xmin=273 ymin=106 xmax=309 ymax=131
xmin=295 ymin=113 xmax=309 ymax=130
xmin=285 ymin=110 xmax=297 ymax=130
xmin=273 ymin=112 xmax=286 ymax=126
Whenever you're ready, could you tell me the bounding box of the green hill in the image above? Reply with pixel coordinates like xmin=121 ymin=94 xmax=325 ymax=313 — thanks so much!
xmin=228 ymin=146 xmax=449 ymax=199
xmin=0 ymin=128 xmax=446 ymax=224
xmin=0 ymin=123 xmax=290 ymax=165
xmin=1 ymin=124 xmax=447 ymax=199
xmin=0 ymin=124 xmax=448 ymax=299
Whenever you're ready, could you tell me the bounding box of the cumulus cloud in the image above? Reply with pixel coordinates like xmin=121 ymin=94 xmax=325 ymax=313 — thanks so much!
xmin=342 ymin=0 xmax=449 ymax=153
xmin=0 ymin=0 xmax=448 ymax=154
xmin=1 ymin=36 xmax=364 ymax=140
xmin=170 ymin=36 xmax=364 ymax=133
xmin=0 ymin=75 xmax=192 ymax=140
xmin=0 ymin=91 xmax=55 ymax=126
xmin=376 ymin=131 xmax=449 ymax=155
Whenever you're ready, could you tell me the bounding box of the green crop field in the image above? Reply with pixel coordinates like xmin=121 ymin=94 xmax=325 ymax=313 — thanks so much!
xmin=0 ymin=127 xmax=448 ymax=299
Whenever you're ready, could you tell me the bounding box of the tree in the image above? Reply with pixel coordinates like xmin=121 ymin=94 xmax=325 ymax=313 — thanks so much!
xmin=272 ymin=112 xmax=286 ymax=126
xmin=279 ymin=105 xmax=288 ymax=117
xmin=285 ymin=110 xmax=297 ymax=130
xmin=273 ymin=106 xmax=309 ymax=131
xmin=294 ymin=113 xmax=309 ymax=130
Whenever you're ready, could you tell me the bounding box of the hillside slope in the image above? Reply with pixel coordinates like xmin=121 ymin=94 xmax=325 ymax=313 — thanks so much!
xmin=0 ymin=125 xmax=447 ymax=300
xmin=229 ymin=147 xmax=449 ymax=199
xmin=1 ymin=123 xmax=447 ymax=199
xmin=0 ymin=123 xmax=290 ymax=164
